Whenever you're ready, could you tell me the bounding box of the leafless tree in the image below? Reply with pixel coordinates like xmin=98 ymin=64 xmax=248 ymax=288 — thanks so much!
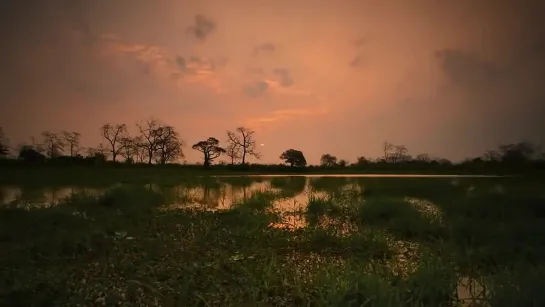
xmin=226 ymin=126 xmax=261 ymax=164
xmin=154 ymin=125 xmax=184 ymax=164
xmin=0 ymin=127 xmax=9 ymax=157
xmin=192 ymin=137 xmax=226 ymax=167
xmin=87 ymin=143 xmax=109 ymax=157
xmin=41 ymin=131 xmax=64 ymax=157
xmin=415 ymin=153 xmax=431 ymax=163
xmin=392 ymin=145 xmax=410 ymax=163
xmin=137 ymin=119 xmax=184 ymax=164
xmin=132 ymin=136 xmax=147 ymax=163
xmin=120 ymin=137 xmax=136 ymax=162
xmin=101 ymin=124 xmax=128 ymax=162
xmin=225 ymin=143 xmax=242 ymax=165
xmin=383 ymin=141 xmax=394 ymax=162
xmin=62 ymin=131 xmax=81 ymax=157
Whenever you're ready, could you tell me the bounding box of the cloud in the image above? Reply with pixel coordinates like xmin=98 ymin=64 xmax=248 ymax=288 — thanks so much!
xmin=186 ymin=14 xmax=216 ymax=41
xmin=253 ymin=43 xmax=276 ymax=56
xmin=244 ymin=81 xmax=269 ymax=97
xmin=349 ymin=54 xmax=365 ymax=68
xmin=272 ymin=69 xmax=294 ymax=87
xmin=434 ymin=49 xmax=500 ymax=91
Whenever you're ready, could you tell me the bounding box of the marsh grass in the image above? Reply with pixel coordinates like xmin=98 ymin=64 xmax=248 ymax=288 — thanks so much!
xmin=1 ymin=176 xmax=545 ymax=306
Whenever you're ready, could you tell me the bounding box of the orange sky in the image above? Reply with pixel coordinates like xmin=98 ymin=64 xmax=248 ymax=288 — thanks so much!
xmin=1 ymin=0 xmax=544 ymax=164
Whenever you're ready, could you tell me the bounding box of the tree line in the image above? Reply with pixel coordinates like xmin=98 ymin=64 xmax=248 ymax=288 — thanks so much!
xmin=0 ymin=123 xmax=544 ymax=170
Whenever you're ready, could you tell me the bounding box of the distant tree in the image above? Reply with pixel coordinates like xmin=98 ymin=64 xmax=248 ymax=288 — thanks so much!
xmin=392 ymin=145 xmax=409 ymax=163
xmin=137 ymin=119 xmax=162 ymax=164
xmin=62 ymin=131 xmax=81 ymax=157
xmin=338 ymin=159 xmax=348 ymax=167
xmin=87 ymin=143 xmax=109 ymax=158
xmin=415 ymin=153 xmax=431 ymax=163
xmin=154 ymin=125 xmax=184 ymax=164
xmin=0 ymin=127 xmax=9 ymax=158
xmin=226 ymin=126 xmax=261 ymax=164
xmin=320 ymin=154 xmax=338 ymax=167
xmin=225 ymin=143 xmax=242 ymax=165
xmin=18 ymin=145 xmax=46 ymax=163
xmin=41 ymin=131 xmax=64 ymax=158
xmin=192 ymin=137 xmax=226 ymax=167
xmin=119 ymin=137 xmax=136 ymax=163
xmin=132 ymin=136 xmax=147 ymax=163
xmin=498 ymin=141 xmax=537 ymax=163
xmin=383 ymin=141 xmax=394 ymax=162
xmin=101 ymin=123 xmax=128 ymax=162
xmin=280 ymin=149 xmax=307 ymax=167
xmin=355 ymin=156 xmax=370 ymax=166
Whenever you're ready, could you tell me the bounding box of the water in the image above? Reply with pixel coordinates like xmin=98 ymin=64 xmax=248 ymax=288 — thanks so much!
xmin=0 ymin=174 xmax=506 ymax=209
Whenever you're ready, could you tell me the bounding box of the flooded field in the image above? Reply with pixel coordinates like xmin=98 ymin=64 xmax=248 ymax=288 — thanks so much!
xmin=1 ymin=175 xmax=544 ymax=306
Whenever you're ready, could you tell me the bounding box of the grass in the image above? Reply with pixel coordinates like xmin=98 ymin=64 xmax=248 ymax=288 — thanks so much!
xmin=1 ymin=175 xmax=545 ymax=306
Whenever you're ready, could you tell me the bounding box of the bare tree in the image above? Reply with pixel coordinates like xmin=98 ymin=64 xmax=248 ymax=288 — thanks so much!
xmin=392 ymin=145 xmax=409 ymax=163
xmin=132 ymin=136 xmax=147 ymax=163
xmin=62 ymin=131 xmax=81 ymax=157
xmin=226 ymin=126 xmax=261 ymax=164
xmin=120 ymin=137 xmax=136 ymax=162
xmin=415 ymin=153 xmax=431 ymax=163
xmin=154 ymin=125 xmax=184 ymax=164
xmin=41 ymin=131 xmax=64 ymax=157
xmin=137 ymin=119 xmax=183 ymax=164
xmin=225 ymin=143 xmax=242 ymax=165
xmin=192 ymin=137 xmax=226 ymax=167
xmin=101 ymin=124 xmax=128 ymax=162
xmin=87 ymin=143 xmax=109 ymax=158
xmin=383 ymin=141 xmax=394 ymax=162
xmin=0 ymin=127 xmax=9 ymax=157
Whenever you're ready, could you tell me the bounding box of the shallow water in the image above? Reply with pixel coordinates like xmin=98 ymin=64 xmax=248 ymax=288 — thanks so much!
xmin=0 ymin=175 xmax=505 ymax=210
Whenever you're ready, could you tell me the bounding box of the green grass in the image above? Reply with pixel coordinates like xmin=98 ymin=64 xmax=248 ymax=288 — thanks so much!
xmin=1 ymin=175 xmax=545 ymax=306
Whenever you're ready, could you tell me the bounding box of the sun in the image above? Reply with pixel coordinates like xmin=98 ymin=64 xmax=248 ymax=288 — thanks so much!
xmin=260 ymin=143 xmax=265 ymax=147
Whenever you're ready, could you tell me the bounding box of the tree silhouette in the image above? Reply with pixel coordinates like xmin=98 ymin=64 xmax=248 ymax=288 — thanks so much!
xmin=41 ymin=131 xmax=64 ymax=158
xmin=154 ymin=125 xmax=184 ymax=164
xmin=62 ymin=131 xmax=81 ymax=157
xmin=320 ymin=154 xmax=338 ymax=167
xmin=225 ymin=143 xmax=242 ymax=165
xmin=226 ymin=126 xmax=261 ymax=164
xmin=101 ymin=124 xmax=128 ymax=162
xmin=137 ymin=119 xmax=163 ymax=164
xmin=280 ymin=149 xmax=307 ymax=167
xmin=192 ymin=137 xmax=226 ymax=168
xmin=0 ymin=127 xmax=9 ymax=158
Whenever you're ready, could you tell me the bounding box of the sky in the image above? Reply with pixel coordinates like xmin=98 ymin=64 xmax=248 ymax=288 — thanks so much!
xmin=1 ymin=0 xmax=544 ymax=164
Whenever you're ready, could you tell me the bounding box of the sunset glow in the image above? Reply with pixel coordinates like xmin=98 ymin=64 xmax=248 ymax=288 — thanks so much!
xmin=0 ymin=0 xmax=543 ymax=164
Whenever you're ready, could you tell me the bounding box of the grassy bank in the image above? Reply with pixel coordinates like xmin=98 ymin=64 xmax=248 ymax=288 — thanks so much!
xmin=2 ymin=177 xmax=545 ymax=306
xmin=0 ymin=164 xmax=531 ymax=186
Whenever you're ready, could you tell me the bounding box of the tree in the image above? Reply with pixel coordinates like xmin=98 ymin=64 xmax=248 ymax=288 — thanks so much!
xmin=62 ymin=131 xmax=81 ymax=157
xmin=383 ymin=141 xmax=394 ymax=162
xmin=120 ymin=137 xmax=136 ymax=163
xmin=0 ymin=127 xmax=9 ymax=158
xmin=338 ymin=159 xmax=348 ymax=167
xmin=498 ymin=141 xmax=537 ymax=163
xmin=101 ymin=123 xmax=128 ymax=162
xmin=154 ymin=125 xmax=184 ymax=164
xmin=18 ymin=145 xmax=46 ymax=163
xmin=41 ymin=131 xmax=64 ymax=157
xmin=137 ymin=119 xmax=162 ymax=164
xmin=225 ymin=143 xmax=242 ymax=165
xmin=355 ymin=156 xmax=370 ymax=166
xmin=192 ymin=137 xmax=226 ymax=167
xmin=226 ymin=126 xmax=261 ymax=164
xmin=392 ymin=145 xmax=409 ymax=163
xmin=320 ymin=154 xmax=338 ymax=167
xmin=415 ymin=153 xmax=431 ymax=163
xmin=280 ymin=149 xmax=307 ymax=167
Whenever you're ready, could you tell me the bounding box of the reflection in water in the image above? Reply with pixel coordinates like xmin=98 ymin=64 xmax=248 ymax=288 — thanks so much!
xmin=0 ymin=176 xmax=506 ymax=303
